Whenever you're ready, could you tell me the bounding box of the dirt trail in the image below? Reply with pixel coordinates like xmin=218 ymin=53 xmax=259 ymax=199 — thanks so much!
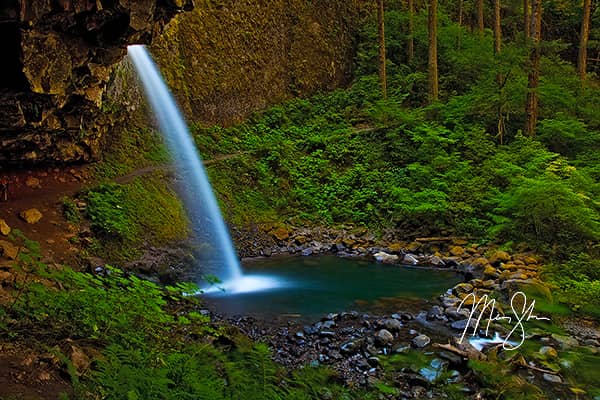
xmin=0 ymin=165 xmax=91 ymax=265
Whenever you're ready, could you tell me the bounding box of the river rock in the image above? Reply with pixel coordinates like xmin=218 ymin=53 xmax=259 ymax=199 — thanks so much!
xmin=428 ymin=255 xmax=445 ymax=267
xmin=453 ymin=283 xmax=474 ymax=296
xmin=542 ymin=373 xmax=562 ymax=384
xmin=0 ymin=240 xmax=19 ymax=260
xmin=427 ymin=305 xmax=444 ymax=319
xmin=19 ymin=208 xmax=43 ymax=224
xmin=551 ymin=334 xmax=579 ymax=349
xmin=375 ymin=329 xmax=394 ymax=346
xmin=340 ymin=339 xmax=364 ymax=354
xmin=321 ymin=320 xmax=336 ymax=329
xmin=271 ymin=226 xmax=290 ymax=241
xmin=301 ymin=247 xmax=313 ymax=256
xmin=412 ymin=334 xmax=431 ymax=348
xmin=402 ymin=253 xmax=419 ymax=265
xmin=438 ymin=350 xmax=464 ymax=366
xmin=451 ymin=319 xmax=478 ymax=331
xmin=374 ymin=251 xmax=398 ymax=264
xmin=483 ymin=265 xmax=499 ymax=279
xmin=382 ymin=318 xmax=403 ymax=332
xmin=470 ymin=257 xmax=490 ymax=268
xmin=25 ymin=176 xmax=41 ymax=188
xmin=539 ymin=346 xmax=558 ymax=358
xmin=445 ymin=306 xmax=471 ymax=321
xmin=488 ymin=250 xmax=511 ymax=266
xmin=449 ymin=246 xmax=465 ymax=257
xmin=0 ymin=219 xmax=10 ymax=236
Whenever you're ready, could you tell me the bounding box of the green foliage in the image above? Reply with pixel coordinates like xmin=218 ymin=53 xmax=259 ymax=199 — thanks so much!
xmin=84 ymin=175 xmax=189 ymax=262
xmin=62 ymin=196 xmax=81 ymax=224
xmin=93 ymin=127 xmax=169 ymax=180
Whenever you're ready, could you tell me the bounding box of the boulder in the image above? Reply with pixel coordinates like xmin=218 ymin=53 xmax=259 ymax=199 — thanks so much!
xmin=450 ymin=319 xmax=478 ymax=331
xmin=374 ymin=251 xmax=399 ymax=264
xmin=453 ymin=283 xmax=474 ymax=296
xmin=0 ymin=219 xmax=10 ymax=236
xmin=428 ymin=255 xmax=445 ymax=267
xmin=19 ymin=208 xmax=43 ymax=224
xmin=412 ymin=334 xmax=431 ymax=348
xmin=488 ymin=250 xmax=511 ymax=265
xmin=375 ymin=329 xmax=394 ymax=346
xmin=470 ymin=257 xmax=490 ymax=268
xmin=449 ymin=246 xmax=465 ymax=257
xmin=382 ymin=318 xmax=403 ymax=332
xmin=25 ymin=176 xmax=42 ymax=188
xmin=0 ymin=240 xmax=19 ymax=260
xmin=483 ymin=265 xmax=499 ymax=279
xmin=402 ymin=253 xmax=419 ymax=265
xmin=271 ymin=227 xmax=290 ymax=241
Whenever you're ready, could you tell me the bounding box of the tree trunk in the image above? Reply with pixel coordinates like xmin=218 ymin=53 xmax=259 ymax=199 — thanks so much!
xmin=525 ymin=0 xmax=542 ymax=136
xmin=578 ymin=0 xmax=592 ymax=81
xmin=494 ymin=0 xmax=501 ymax=54
xmin=457 ymin=0 xmax=463 ymax=49
xmin=428 ymin=0 xmax=439 ymax=102
xmin=494 ymin=0 xmax=504 ymax=143
xmin=378 ymin=0 xmax=388 ymax=99
xmin=408 ymin=0 xmax=414 ymax=63
xmin=477 ymin=0 xmax=484 ymax=35
xmin=524 ymin=0 xmax=530 ymax=41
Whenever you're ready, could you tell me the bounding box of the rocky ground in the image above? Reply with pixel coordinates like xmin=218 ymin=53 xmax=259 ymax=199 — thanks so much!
xmin=1 ymin=166 xmax=600 ymax=399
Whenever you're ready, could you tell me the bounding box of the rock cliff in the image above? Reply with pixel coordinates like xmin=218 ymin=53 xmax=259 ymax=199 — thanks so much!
xmin=0 ymin=0 xmax=192 ymax=164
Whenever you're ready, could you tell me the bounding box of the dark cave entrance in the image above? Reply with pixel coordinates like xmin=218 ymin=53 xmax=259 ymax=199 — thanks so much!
xmin=0 ymin=21 xmax=30 ymax=91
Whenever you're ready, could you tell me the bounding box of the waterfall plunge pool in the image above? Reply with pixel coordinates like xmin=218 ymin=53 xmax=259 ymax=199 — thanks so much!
xmin=202 ymin=255 xmax=462 ymax=320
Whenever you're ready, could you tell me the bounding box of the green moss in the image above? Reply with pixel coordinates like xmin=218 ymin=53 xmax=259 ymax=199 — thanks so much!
xmin=84 ymin=174 xmax=189 ymax=263
xmin=93 ymin=127 xmax=169 ymax=180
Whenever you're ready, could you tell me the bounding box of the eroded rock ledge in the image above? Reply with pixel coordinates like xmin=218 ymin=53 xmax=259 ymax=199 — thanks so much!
xmin=0 ymin=0 xmax=192 ymax=163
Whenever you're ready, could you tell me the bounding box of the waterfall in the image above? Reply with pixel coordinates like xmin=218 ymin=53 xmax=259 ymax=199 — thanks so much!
xmin=128 ymin=45 xmax=242 ymax=283
xmin=128 ymin=45 xmax=281 ymax=294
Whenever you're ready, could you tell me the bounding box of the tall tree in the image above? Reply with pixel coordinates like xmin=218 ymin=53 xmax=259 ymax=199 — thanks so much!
xmin=494 ymin=0 xmax=502 ymax=54
xmin=525 ymin=0 xmax=542 ymax=136
xmin=494 ymin=0 xmax=505 ymax=143
xmin=524 ymin=0 xmax=530 ymax=40
xmin=378 ymin=0 xmax=388 ymax=99
xmin=428 ymin=0 xmax=439 ymax=102
xmin=578 ymin=0 xmax=592 ymax=81
xmin=477 ymin=0 xmax=485 ymax=35
xmin=408 ymin=0 xmax=415 ymax=63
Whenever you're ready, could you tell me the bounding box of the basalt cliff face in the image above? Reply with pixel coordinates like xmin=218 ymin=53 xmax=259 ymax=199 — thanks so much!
xmin=150 ymin=0 xmax=363 ymax=126
xmin=1 ymin=0 xmax=364 ymax=164
xmin=0 ymin=0 xmax=192 ymax=164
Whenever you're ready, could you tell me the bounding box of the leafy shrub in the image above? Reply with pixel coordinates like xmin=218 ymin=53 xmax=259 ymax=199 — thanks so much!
xmin=86 ymin=183 xmax=132 ymax=240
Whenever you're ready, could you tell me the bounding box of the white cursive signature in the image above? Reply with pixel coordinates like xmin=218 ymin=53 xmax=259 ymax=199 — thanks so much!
xmin=456 ymin=291 xmax=550 ymax=350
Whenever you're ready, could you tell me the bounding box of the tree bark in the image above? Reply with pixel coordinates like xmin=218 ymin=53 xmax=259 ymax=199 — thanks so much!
xmin=457 ymin=0 xmax=463 ymax=49
xmin=524 ymin=0 xmax=530 ymax=41
xmin=428 ymin=0 xmax=439 ymax=102
xmin=494 ymin=0 xmax=501 ymax=54
xmin=494 ymin=0 xmax=504 ymax=143
xmin=408 ymin=0 xmax=414 ymax=63
xmin=578 ymin=0 xmax=592 ymax=81
xmin=378 ymin=0 xmax=388 ymax=99
xmin=525 ymin=0 xmax=542 ymax=137
xmin=477 ymin=0 xmax=484 ymax=35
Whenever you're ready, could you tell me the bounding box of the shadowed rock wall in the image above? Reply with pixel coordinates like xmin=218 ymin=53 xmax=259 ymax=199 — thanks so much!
xmin=148 ymin=0 xmax=363 ymax=126
xmin=0 ymin=0 xmax=191 ymax=164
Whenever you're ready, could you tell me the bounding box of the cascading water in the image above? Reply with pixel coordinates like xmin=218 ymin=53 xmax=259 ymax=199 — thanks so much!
xmin=128 ymin=45 xmax=280 ymax=293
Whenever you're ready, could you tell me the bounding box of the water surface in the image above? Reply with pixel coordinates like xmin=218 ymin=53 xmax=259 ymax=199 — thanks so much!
xmin=204 ymin=255 xmax=461 ymax=319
